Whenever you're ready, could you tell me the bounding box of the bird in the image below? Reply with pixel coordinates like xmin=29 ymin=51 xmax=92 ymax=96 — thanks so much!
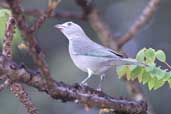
xmin=54 ymin=21 xmax=146 ymax=90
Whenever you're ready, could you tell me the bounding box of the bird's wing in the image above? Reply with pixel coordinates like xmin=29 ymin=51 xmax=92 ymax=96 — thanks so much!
xmin=106 ymin=48 xmax=124 ymax=58
xmin=70 ymin=39 xmax=123 ymax=58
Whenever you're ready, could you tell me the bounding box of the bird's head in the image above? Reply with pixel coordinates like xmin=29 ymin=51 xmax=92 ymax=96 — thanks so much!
xmin=54 ymin=21 xmax=86 ymax=40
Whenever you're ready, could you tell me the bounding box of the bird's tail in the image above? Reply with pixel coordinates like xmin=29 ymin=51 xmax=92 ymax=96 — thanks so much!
xmin=113 ymin=58 xmax=147 ymax=67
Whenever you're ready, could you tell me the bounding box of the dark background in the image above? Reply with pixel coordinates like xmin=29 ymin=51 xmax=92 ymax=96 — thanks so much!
xmin=0 ymin=0 xmax=171 ymax=114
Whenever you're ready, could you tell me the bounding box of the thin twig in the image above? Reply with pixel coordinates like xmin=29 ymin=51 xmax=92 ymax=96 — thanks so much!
xmin=24 ymin=9 xmax=84 ymax=19
xmin=53 ymin=11 xmax=84 ymax=19
xmin=88 ymin=9 xmax=118 ymax=50
xmin=0 ymin=2 xmax=84 ymax=20
xmin=0 ymin=1 xmax=9 ymax=8
xmin=164 ymin=62 xmax=171 ymax=70
xmin=116 ymin=0 xmax=160 ymax=48
xmin=75 ymin=0 xmax=118 ymax=50
xmin=29 ymin=0 xmax=61 ymax=33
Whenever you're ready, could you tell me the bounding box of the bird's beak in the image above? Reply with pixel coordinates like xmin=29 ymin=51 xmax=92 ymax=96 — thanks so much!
xmin=54 ymin=24 xmax=65 ymax=31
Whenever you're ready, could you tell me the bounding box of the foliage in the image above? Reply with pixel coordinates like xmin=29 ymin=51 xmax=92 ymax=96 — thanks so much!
xmin=0 ymin=9 xmax=22 ymax=53
xmin=116 ymin=48 xmax=171 ymax=90
xmin=0 ymin=9 xmax=170 ymax=91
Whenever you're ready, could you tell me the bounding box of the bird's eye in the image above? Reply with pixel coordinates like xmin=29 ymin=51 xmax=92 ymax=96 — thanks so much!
xmin=67 ymin=22 xmax=72 ymax=26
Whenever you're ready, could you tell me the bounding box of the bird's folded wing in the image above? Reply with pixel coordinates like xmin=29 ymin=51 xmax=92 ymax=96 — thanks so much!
xmin=71 ymin=39 xmax=123 ymax=58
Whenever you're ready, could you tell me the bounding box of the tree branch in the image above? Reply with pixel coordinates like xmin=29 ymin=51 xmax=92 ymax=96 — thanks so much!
xmin=116 ymin=0 xmax=160 ymax=48
xmin=0 ymin=56 xmax=147 ymax=114
xmin=75 ymin=0 xmax=157 ymax=114
xmin=2 ymin=16 xmax=16 ymax=59
xmin=75 ymin=0 xmax=118 ymax=50
xmin=2 ymin=16 xmax=39 ymax=114
xmin=1 ymin=0 xmax=159 ymax=114
xmin=0 ymin=2 xmax=84 ymax=20
xmin=6 ymin=0 xmax=55 ymax=91
xmin=29 ymin=0 xmax=61 ymax=33
xmin=10 ymin=82 xmax=39 ymax=114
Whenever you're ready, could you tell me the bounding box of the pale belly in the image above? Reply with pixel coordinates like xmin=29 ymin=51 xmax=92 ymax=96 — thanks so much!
xmin=70 ymin=54 xmax=113 ymax=75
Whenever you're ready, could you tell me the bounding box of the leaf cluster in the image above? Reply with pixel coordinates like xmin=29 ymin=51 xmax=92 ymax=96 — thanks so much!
xmin=117 ymin=48 xmax=171 ymax=90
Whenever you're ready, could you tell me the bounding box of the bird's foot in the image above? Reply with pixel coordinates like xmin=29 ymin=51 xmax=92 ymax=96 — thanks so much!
xmin=96 ymin=87 xmax=102 ymax=91
xmin=80 ymin=82 xmax=88 ymax=86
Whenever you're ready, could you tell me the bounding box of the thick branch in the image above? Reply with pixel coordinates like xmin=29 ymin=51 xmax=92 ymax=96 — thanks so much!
xmin=6 ymin=0 xmax=54 ymax=91
xmin=0 ymin=56 xmax=147 ymax=114
xmin=2 ymin=16 xmax=40 ymax=114
xmin=2 ymin=16 xmax=16 ymax=58
xmin=2 ymin=0 xmax=157 ymax=113
xmin=116 ymin=0 xmax=160 ymax=48
xmin=10 ymin=83 xmax=39 ymax=114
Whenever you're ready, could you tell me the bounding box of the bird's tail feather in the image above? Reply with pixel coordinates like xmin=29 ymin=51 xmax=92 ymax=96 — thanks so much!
xmin=114 ymin=58 xmax=147 ymax=67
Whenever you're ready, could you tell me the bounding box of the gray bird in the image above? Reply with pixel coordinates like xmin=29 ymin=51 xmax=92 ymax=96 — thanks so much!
xmin=54 ymin=21 xmax=145 ymax=90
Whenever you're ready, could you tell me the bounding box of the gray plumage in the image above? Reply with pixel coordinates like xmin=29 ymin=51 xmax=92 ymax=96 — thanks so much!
xmin=54 ymin=21 xmax=145 ymax=90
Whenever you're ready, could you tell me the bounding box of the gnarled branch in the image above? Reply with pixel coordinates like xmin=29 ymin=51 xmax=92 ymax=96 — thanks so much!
xmin=0 ymin=56 xmax=147 ymax=114
xmin=116 ymin=0 xmax=160 ymax=48
xmin=2 ymin=16 xmax=40 ymax=114
xmin=6 ymin=0 xmax=55 ymax=92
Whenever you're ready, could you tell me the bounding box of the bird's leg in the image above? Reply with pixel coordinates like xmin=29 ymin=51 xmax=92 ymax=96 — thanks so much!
xmin=80 ymin=68 xmax=93 ymax=85
xmin=97 ymin=74 xmax=105 ymax=91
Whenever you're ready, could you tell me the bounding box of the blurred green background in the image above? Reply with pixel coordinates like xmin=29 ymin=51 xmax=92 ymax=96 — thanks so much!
xmin=0 ymin=0 xmax=171 ymax=114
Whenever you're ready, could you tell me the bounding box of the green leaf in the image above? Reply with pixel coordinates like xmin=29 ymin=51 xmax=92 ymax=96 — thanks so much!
xmin=150 ymin=66 xmax=166 ymax=80
xmin=116 ymin=48 xmax=170 ymax=90
xmin=145 ymin=65 xmax=155 ymax=72
xmin=0 ymin=9 xmax=11 ymax=45
xmin=163 ymin=71 xmax=171 ymax=81
xmin=0 ymin=9 xmax=11 ymax=17
xmin=116 ymin=66 xmax=128 ymax=78
xmin=136 ymin=48 xmax=146 ymax=62
xmin=130 ymin=67 xmax=143 ymax=80
xmin=144 ymin=48 xmax=156 ymax=64
xmin=137 ymin=68 xmax=144 ymax=83
xmin=156 ymin=50 xmax=166 ymax=62
xmin=168 ymin=80 xmax=171 ymax=88
xmin=126 ymin=66 xmax=132 ymax=80
xmin=153 ymin=80 xmax=165 ymax=90
xmin=0 ymin=9 xmax=22 ymax=54
xmin=142 ymin=71 xmax=151 ymax=85
xmin=148 ymin=78 xmax=156 ymax=90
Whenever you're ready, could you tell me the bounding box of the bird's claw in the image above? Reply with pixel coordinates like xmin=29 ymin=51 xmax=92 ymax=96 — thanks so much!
xmin=80 ymin=82 xmax=88 ymax=86
xmin=96 ymin=87 xmax=102 ymax=91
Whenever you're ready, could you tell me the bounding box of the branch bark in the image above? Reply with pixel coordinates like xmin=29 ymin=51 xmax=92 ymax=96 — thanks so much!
xmin=2 ymin=16 xmax=40 ymax=114
xmin=29 ymin=0 xmax=61 ymax=33
xmin=0 ymin=56 xmax=147 ymax=114
xmin=6 ymin=0 xmax=55 ymax=92
xmin=0 ymin=2 xmax=84 ymax=20
xmin=116 ymin=0 xmax=160 ymax=48
xmin=0 ymin=0 xmax=160 ymax=114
